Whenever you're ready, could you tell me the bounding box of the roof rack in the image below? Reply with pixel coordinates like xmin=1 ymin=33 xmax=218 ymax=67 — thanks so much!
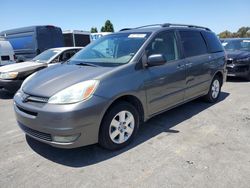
xmin=119 ymin=23 xmax=211 ymax=32
xmin=162 ymin=23 xmax=211 ymax=31
xmin=119 ymin=24 xmax=162 ymax=31
xmin=119 ymin=28 xmax=133 ymax=31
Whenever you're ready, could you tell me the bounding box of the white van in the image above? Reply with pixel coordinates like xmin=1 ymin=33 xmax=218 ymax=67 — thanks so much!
xmin=90 ymin=32 xmax=112 ymax=41
xmin=0 ymin=38 xmax=15 ymax=66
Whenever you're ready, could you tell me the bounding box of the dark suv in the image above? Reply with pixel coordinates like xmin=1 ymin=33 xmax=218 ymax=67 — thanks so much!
xmin=221 ymin=38 xmax=250 ymax=80
xmin=14 ymin=23 xmax=227 ymax=150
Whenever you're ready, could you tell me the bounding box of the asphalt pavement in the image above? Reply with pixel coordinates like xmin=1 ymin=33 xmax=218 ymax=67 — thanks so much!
xmin=0 ymin=78 xmax=249 ymax=188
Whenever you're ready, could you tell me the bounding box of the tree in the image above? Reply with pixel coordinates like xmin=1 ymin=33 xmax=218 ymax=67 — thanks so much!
xmin=218 ymin=27 xmax=250 ymax=38
xmin=101 ymin=20 xmax=114 ymax=32
xmin=236 ymin=27 xmax=250 ymax=38
xmin=101 ymin=26 xmax=105 ymax=32
xmin=218 ymin=30 xmax=233 ymax=38
xmin=90 ymin=27 xmax=98 ymax=33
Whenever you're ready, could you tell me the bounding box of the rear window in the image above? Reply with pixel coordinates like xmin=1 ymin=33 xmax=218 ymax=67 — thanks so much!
xmin=63 ymin=33 xmax=74 ymax=47
xmin=202 ymin=32 xmax=223 ymax=53
xmin=74 ymin=34 xmax=90 ymax=47
xmin=179 ymin=31 xmax=207 ymax=57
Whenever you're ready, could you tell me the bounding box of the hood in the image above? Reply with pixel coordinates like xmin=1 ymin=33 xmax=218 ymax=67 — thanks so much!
xmin=23 ymin=64 xmax=114 ymax=97
xmin=226 ymin=50 xmax=250 ymax=60
xmin=0 ymin=61 xmax=47 ymax=73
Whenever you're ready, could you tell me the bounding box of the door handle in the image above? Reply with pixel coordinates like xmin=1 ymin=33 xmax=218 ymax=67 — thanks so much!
xmin=186 ymin=63 xmax=193 ymax=67
xmin=177 ymin=64 xmax=185 ymax=69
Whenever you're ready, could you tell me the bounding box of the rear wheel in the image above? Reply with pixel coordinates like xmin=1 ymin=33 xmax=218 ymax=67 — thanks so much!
xmin=99 ymin=101 xmax=139 ymax=150
xmin=204 ymin=76 xmax=222 ymax=103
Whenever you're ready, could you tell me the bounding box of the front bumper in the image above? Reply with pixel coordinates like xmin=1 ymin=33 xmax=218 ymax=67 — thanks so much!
xmin=226 ymin=63 xmax=250 ymax=78
xmin=0 ymin=79 xmax=23 ymax=93
xmin=14 ymin=92 xmax=109 ymax=148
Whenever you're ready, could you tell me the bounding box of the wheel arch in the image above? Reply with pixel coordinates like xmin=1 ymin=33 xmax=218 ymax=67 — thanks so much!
xmin=101 ymin=94 xmax=145 ymax=126
xmin=213 ymin=71 xmax=224 ymax=86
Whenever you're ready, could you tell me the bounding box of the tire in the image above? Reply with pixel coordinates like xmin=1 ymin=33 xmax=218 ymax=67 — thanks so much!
xmin=203 ymin=76 xmax=222 ymax=103
xmin=99 ymin=101 xmax=140 ymax=150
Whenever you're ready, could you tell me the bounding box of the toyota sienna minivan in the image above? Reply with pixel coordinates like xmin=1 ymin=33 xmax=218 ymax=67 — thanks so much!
xmin=14 ymin=23 xmax=227 ymax=150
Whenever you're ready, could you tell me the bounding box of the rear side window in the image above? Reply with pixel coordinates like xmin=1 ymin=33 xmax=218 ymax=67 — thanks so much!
xmin=179 ymin=31 xmax=207 ymax=57
xmin=202 ymin=32 xmax=223 ymax=53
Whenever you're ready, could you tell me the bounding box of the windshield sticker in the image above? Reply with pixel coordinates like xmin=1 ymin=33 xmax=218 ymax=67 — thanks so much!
xmin=243 ymin=40 xmax=250 ymax=43
xmin=128 ymin=34 xmax=147 ymax=38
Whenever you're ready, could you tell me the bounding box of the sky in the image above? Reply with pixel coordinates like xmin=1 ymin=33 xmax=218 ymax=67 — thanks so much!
xmin=1 ymin=0 xmax=249 ymax=34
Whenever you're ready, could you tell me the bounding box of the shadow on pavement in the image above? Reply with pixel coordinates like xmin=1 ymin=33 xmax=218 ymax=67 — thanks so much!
xmin=226 ymin=77 xmax=249 ymax=83
xmin=0 ymin=90 xmax=14 ymax=99
xmin=27 ymin=91 xmax=230 ymax=168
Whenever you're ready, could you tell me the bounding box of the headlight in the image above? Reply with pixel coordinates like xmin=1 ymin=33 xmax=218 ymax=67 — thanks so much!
xmin=48 ymin=80 xmax=99 ymax=104
xmin=0 ymin=72 xmax=18 ymax=79
xmin=237 ymin=57 xmax=250 ymax=62
xmin=20 ymin=72 xmax=37 ymax=90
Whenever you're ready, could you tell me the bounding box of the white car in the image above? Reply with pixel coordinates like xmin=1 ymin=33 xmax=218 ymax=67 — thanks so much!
xmin=0 ymin=47 xmax=82 ymax=93
xmin=0 ymin=38 xmax=15 ymax=66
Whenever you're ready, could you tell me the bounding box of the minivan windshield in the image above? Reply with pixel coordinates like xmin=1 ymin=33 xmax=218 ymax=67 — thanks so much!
xmin=222 ymin=39 xmax=250 ymax=52
xmin=32 ymin=49 xmax=60 ymax=63
xmin=69 ymin=32 xmax=150 ymax=67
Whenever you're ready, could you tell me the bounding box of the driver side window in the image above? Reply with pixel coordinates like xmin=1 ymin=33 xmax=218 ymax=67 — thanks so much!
xmin=146 ymin=31 xmax=179 ymax=61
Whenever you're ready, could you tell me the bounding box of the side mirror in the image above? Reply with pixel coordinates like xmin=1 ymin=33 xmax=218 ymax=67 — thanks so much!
xmin=147 ymin=54 xmax=166 ymax=67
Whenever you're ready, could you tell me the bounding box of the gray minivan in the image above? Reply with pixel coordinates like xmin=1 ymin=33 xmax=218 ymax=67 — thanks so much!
xmin=14 ymin=23 xmax=227 ymax=150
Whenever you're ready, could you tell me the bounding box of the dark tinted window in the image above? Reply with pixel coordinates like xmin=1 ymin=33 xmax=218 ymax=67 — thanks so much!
xmin=75 ymin=34 xmax=90 ymax=47
xmin=59 ymin=49 xmax=79 ymax=61
xmin=146 ymin=31 xmax=179 ymax=61
xmin=63 ymin=33 xmax=74 ymax=47
xmin=1 ymin=56 xmax=10 ymax=61
xmin=180 ymin=31 xmax=207 ymax=57
xmin=202 ymin=32 xmax=223 ymax=53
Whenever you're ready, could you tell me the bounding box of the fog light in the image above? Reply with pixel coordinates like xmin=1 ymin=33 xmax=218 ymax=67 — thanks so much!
xmin=52 ymin=134 xmax=80 ymax=143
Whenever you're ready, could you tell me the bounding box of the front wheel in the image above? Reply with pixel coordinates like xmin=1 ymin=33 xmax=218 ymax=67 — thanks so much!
xmin=204 ymin=76 xmax=222 ymax=103
xmin=99 ymin=102 xmax=140 ymax=150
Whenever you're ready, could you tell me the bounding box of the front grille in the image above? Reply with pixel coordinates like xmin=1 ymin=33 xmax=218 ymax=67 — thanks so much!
xmin=227 ymin=65 xmax=249 ymax=73
xmin=19 ymin=122 xmax=52 ymax=141
xmin=227 ymin=67 xmax=233 ymax=73
xmin=16 ymin=105 xmax=38 ymax=116
xmin=27 ymin=95 xmax=49 ymax=103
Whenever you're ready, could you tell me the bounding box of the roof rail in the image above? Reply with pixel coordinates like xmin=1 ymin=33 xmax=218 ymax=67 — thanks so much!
xmin=119 ymin=24 xmax=162 ymax=31
xmin=119 ymin=23 xmax=211 ymax=32
xmin=119 ymin=28 xmax=132 ymax=31
xmin=162 ymin=23 xmax=211 ymax=31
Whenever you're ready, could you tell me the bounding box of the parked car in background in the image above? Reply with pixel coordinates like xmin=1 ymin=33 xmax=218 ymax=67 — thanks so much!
xmin=221 ymin=38 xmax=250 ymax=80
xmin=90 ymin=32 xmax=112 ymax=41
xmin=0 ymin=38 xmax=15 ymax=66
xmin=63 ymin=30 xmax=90 ymax=47
xmin=14 ymin=23 xmax=226 ymax=150
xmin=0 ymin=25 xmax=64 ymax=62
xmin=0 ymin=47 xmax=82 ymax=93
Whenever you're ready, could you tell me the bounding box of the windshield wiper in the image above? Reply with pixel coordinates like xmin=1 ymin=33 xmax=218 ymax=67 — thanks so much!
xmin=75 ymin=62 xmax=98 ymax=67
